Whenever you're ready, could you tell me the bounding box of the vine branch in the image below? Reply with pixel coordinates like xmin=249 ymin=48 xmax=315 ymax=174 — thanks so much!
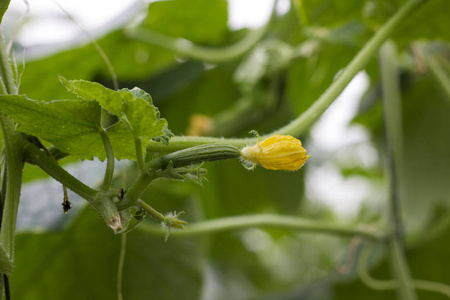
xmin=125 ymin=0 xmax=279 ymax=64
xmin=359 ymin=243 xmax=450 ymax=298
xmin=23 ymin=142 xmax=98 ymax=202
xmin=100 ymin=128 xmax=115 ymax=191
xmin=137 ymin=214 xmax=384 ymax=241
xmin=0 ymin=30 xmax=22 ymax=271
xmin=380 ymin=41 xmax=416 ymax=300
xmin=146 ymin=0 xmax=429 ymax=153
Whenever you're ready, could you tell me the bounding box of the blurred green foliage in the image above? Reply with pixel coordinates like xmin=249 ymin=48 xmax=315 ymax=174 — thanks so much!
xmin=5 ymin=0 xmax=450 ymax=299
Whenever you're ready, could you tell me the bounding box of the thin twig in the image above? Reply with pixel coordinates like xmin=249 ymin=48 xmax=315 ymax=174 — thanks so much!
xmin=117 ymin=233 xmax=127 ymax=300
xmin=137 ymin=214 xmax=383 ymax=241
xmin=359 ymin=242 xmax=450 ymax=298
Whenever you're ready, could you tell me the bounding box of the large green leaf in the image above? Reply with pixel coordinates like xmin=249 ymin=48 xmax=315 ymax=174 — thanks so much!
xmin=0 ymin=79 xmax=170 ymax=159
xmin=143 ymin=0 xmax=228 ymax=45
xmin=0 ymin=95 xmax=101 ymax=139
xmin=1 ymin=98 xmax=128 ymax=159
xmin=11 ymin=208 xmax=203 ymax=300
xmin=60 ymin=78 xmax=170 ymax=141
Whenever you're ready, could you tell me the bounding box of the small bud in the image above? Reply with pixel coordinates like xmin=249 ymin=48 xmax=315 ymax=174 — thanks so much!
xmin=241 ymin=134 xmax=311 ymax=171
xmin=161 ymin=211 xmax=187 ymax=242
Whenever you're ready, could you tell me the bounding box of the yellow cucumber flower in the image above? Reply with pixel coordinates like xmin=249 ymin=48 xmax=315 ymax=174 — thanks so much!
xmin=241 ymin=133 xmax=311 ymax=171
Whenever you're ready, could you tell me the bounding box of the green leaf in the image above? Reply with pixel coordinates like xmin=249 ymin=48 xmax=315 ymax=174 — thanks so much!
xmin=143 ymin=0 xmax=228 ymax=46
xmin=60 ymin=78 xmax=170 ymax=141
xmin=122 ymin=91 xmax=166 ymax=138
xmin=11 ymin=208 xmax=203 ymax=300
xmin=151 ymin=127 xmax=173 ymax=146
xmin=0 ymin=94 xmax=134 ymax=159
xmin=54 ymin=120 xmax=135 ymax=160
xmin=60 ymin=76 xmax=123 ymax=116
xmin=119 ymin=206 xmax=146 ymax=234
xmin=0 ymin=94 xmax=159 ymax=159
xmin=0 ymin=95 xmax=101 ymax=140
xmin=126 ymin=87 xmax=153 ymax=103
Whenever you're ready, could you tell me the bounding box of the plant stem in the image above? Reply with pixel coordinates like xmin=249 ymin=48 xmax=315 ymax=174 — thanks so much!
xmin=0 ymin=247 xmax=10 ymax=275
xmin=117 ymin=233 xmax=126 ymax=300
xmin=23 ymin=142 xmax=98 ymax=202
xmin=269 ymin=0 xmax=427 ymax=138
xmin=388 ymin=238 xmax=416 ymax=300
xmin=358 ymin=243 xmax=396 ymax=290
xmin=126 ymin=25 xmax=268 ymax=64
xmin=137 ymin=214 xmax=383 ymax=241
xmin=139 ymin=200 xmax=164 ymax=221
xmin=0 ymin=117 xmax=22 ymax=262
xmin=414 ymin=280 xmax=450 ymax=299
xmin=0 ymin=30 xmax=22 ymax=269
xmin=381 ymin=42 xmax=404 ymax=241
xmin=116 ymin=172 xmax=159 ymax=210
xmin=380 ymin=41 xmax=416 ymax=300
xmin=291 ymin=0 xmax=309 ymax=27
xmin=125 ymin=0 xmax=280 ymax=64
xmin=24 ymin=144 xmax=120 ymax=231
xmin=0 ymin=277 xmax=3 ymax=300
xmin=139 ymin=201 xmax=186 ymax=235
xmin=359 ymin=242 xmax=450 ymax=298
xmin=100 ymin=129 xmax=115 ymax=191
xmin=422 ymin=46 xmax=450 ymax=100
xmin=3 ymin=274 xmax=9 ymax=300
xmin=0 ymin=34 xmax=15 ymax=95
xmin=146 ymin=0 xmax=429 ymax=153
xmin=118 ymin=144 xmax=241 ymax=210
